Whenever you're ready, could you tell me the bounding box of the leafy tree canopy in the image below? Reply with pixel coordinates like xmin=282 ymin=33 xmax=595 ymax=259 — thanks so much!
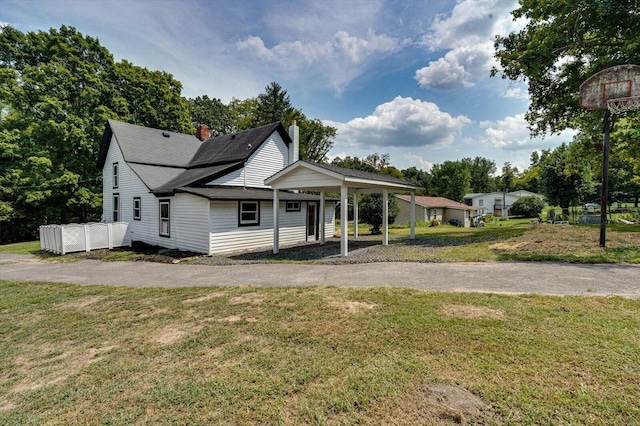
xmin=427 ymin=161 xmax=471 ymax=201
xmin=493 ymin=0 xmax=640 ymax=136
xmin=188 ymin=95 xmax=232 ymax=137
xmin=0 ymin=25 xmax=191 ymax=241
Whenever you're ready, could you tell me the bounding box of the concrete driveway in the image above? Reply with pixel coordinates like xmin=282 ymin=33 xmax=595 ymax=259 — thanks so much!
xmin=1 ymin=254 xmax=639 ymax=298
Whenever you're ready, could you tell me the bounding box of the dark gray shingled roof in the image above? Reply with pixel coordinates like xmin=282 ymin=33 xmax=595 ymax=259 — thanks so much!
xmin=97 ymin=120 xmax=291 ymax=192
xmin=128 ymin=164 xmax=186 ymax=191
xmin=152 ymin=162 xmax=244 ymax=195
xmin=175 ymin=186 xmax=338 ymax=202
xmin=190 ymin=122 xmax=288 ymax=167
xmin=98 ymin=120 xmax=203 ymax=168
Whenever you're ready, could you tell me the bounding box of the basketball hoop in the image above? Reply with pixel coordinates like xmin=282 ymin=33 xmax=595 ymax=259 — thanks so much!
xmin=579 ymin=64 xmax=640 ymax=248
xmin=606 ymin=96 xmax=640 ymax=115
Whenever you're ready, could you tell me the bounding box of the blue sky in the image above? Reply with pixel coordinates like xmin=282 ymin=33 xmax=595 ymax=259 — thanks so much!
xmin=1 ymin=0 xmax=576 ymax=172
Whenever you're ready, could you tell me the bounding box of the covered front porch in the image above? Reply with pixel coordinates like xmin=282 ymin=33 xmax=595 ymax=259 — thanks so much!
xmin=265 ymin=161 xmax=420 ymax=257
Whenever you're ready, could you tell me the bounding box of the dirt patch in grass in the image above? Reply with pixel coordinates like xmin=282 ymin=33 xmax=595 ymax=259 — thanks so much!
xmin=368 ymin=382 xmax=492 ymax=425
xmin=56 ymin=295 xmax=105 ymax=309
xmin=8 ymin=343 xmax=117 ymax=394
xmin=327 ymin=300 xmax=377 ymax=314
xmin=439 ymin=304 xmax=506 ymax=320
xmin=218 ymin=315 xmax=259 ymax=323
xmin=229 ymin=292 xmax=264 ymax=305
xmin=182 ymin=292 xmax=227 ymax=304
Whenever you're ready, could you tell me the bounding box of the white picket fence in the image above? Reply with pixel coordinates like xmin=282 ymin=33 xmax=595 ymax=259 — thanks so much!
xmin=39 ymin=222 xmax=131 ymax=255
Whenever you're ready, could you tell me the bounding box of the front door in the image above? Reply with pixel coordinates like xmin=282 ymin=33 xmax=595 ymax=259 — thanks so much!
xmin=307 ymin=203 xmax=317 ymax=241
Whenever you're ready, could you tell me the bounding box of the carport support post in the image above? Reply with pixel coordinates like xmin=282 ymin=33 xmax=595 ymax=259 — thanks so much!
xmin=410 ymin=191 xmax=415 ymax=240
xmin=383 ymin=189 xmax=389 ymax=246
xmin=341 ymin=185 xmax=348 ymax=257
xmin=273 ymin=190 xmax=280 ymax=254
xmin=353 ymin=192 xmax=359 ymax=239
xmin=320 ymin=191 xmax=325 ymax=245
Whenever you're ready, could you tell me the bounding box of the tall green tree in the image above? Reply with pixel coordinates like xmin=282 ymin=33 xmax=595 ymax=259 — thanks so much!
xmin=462 ymin=157 xmax=497 ymax=193
xmin=188 ymin=95 xmax=233 ymax=136
xmin=538 ymin=143 xmax=596 ymax=215
xmin=500 ymin=162 xmax=517 ymax=219
xmin=299 ymin=118 xmax=336 ymax=163
xmin=427 ymin=161 xmax=471 ymax=201
xmin=0 ymin=25 xmax=192 ymax=242
xmin=493 ymin=0 xmax=640 ymax=136
xmin=255 ymin=81 xmax=294 ymax=126
xmin=401 ymin=166 xmax=430 ymax=195
xmin=228 ymin=97 xmax=260 ymax=132
xmin=114 ymin=60 xmax=192 ymax=133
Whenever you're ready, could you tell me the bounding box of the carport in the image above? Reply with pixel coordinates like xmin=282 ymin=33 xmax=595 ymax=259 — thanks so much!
xmin=265 ymin=161 xmax=420 ymax=256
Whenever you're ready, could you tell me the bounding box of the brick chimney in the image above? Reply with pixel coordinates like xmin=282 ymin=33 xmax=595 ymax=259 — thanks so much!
xmin=196 ymin=125 xmax=210 ymax=141
xmin=288 ymin=120 xmax=299 ymax=165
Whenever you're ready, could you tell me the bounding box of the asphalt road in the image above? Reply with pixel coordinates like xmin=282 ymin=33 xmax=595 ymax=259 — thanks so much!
xmin=1 ymin=254 xmax=639 ymax=298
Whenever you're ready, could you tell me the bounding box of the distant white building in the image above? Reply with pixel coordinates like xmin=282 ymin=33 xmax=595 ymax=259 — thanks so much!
xmin=463 ymin=190 xmax=545 ymax=217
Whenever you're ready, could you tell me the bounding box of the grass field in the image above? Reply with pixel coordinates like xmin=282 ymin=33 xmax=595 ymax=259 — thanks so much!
xmin=2 ymin=220 xmax=640 ymax=264
xmin=1 ymin=282 xmax=639 ymax=425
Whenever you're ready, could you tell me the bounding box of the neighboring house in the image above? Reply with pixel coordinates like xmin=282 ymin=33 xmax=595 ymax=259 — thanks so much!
xmin=395 ymin=195 xmax=478 ymax=227
xmin=463 ymin=190 xmax=544 ymax=216
xmin=97 ymin=119 xmax=336 ymax=254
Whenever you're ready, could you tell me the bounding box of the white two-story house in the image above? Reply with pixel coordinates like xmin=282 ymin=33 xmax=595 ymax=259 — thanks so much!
xmin=97 ymin=120 xmax=336 ymax=254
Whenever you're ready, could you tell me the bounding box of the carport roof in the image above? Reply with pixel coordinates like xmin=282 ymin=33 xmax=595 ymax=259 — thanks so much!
xmin=265 ymin=161 xmax=420 ymax=192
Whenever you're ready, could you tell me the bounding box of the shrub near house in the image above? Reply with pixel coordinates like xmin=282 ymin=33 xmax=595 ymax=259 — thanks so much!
xmin=510 ymin=196 xmax=545 ymax=218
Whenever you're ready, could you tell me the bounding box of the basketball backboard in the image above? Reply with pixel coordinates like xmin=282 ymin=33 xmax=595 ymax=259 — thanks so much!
xmin=579 ymin=64 xmax=640 ymax=110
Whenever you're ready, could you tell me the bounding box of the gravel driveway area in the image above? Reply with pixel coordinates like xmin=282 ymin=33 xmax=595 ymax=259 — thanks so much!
xmin=2 ymin=254 xmax=639 ymax=298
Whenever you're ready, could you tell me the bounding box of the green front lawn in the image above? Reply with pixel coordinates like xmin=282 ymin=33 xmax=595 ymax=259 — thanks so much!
xmin=1 ymin=282 xmax=638 ymax=424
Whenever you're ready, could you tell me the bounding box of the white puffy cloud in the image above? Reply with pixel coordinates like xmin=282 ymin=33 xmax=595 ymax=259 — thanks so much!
xmin=480 ymin=114 xmax=577 ymax=150
xmin=236 ymin=30 xmax=404 ymax=93
xmin=403 ymin=153 xmax=434 ymax=171
xmin=422 ymin=0 xmax=521 ymax=50
xmin=414 ymin=42 xmax=495 ymax=90
xmin=325 ymin=96 xmax=471 ymax=150
xmin=501 ymin=86 xmax=529 ymax=99
xmin=415 ymin=0 xmax=524 ymax=91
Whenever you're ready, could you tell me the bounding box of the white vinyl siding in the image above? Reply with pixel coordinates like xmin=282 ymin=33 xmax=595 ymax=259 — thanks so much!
xmin=102 ymin=136 xmax=210 ymax=253
xmin=206 ymin=132 xmax=288 ymax=188
xmin=209 ymin=200 xmax=336 ymax=254
xmin=103 ymin=136 xmax=131 ymax=223
xmin=322 ymin=202 xmax=336 ymax=239
xmin=270 ymin=167 xmax=343 ymax=189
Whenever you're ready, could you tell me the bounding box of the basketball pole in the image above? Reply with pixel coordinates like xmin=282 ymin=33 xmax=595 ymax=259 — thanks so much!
xmin=600 ymin=110 xmax=615 ymax=247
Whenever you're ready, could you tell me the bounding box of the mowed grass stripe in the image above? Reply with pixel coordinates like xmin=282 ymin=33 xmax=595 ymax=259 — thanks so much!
xmin=1 ymin=282 xmax=638 ymax=424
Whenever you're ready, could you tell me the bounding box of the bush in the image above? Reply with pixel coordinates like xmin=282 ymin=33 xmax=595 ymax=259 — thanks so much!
xmin=359 ymin=193 xmax=399 ymax=234
xmin=483 ymin=213 xmax=495 ymax=222
xmin=510 ymin=196 xmax=545 ymax=218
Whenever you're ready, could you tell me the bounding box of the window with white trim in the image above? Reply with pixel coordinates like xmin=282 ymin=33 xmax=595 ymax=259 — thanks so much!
xmin=238 ymin=201 xmax=260 ymax=226
xmin=113 ymin=162 xmax=119 ymax=189
xmin=286 ymin=201 xmax=301 ymax=212
xmin=113 ymin=194 xmax=120 ymax=222
xmin=479 ymin=199 xmax=484 ymax=207
xmin=159 ymin=200 xmax=170 ymax=237
xmin=133 ymin=197 xmax=141 ymax=220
